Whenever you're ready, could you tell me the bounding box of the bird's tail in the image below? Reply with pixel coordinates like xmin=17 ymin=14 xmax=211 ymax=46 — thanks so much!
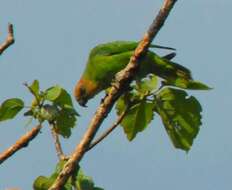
xmin=150 ymin=44 xmax=176 ymax=51
xmin=148 ymin=53 xmax=193 ymax=88
xmin=162 ymin=52 xmax=176 ymax=60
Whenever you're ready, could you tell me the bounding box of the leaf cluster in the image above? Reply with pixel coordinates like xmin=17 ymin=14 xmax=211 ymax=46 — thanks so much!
xmin=33 ymin=161 xmax=104 ymax=190
xmin=0 ymin=80 xmax=79 ymax=138
xmin=116 ymin=74 xmax=210 ymax=151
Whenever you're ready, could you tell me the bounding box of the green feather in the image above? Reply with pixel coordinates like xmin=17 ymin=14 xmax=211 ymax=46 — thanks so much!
xmin=84 ymin=41 xmax=191 ymax=87
xmin=75 ymin=41 xmax=207 ymax=106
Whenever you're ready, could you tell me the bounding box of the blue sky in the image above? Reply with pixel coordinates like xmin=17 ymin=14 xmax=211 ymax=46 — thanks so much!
xmin=0 ymin=1 xmax=231 ymax=189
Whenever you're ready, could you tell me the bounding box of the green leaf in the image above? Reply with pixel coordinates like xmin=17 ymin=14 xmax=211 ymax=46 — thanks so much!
xmin=33 ymin=176 xmax=52 ymax=190
xmin=29 ymin=80 xmax=40 ymax=98
xmin=155 ymin=88 xmax=202 ymax=151
xmin=116 ymin=96 xmax=154 ymax=141
xmin=164 ymin=79 xmax=211 ymax=90
xmin=55 ymin=108 xmax=77 ymax=138
xmin=72 ymin=163 xmax=104 ymax=190
xmin=34 ymin=161 xmax=103 ymax=190
xmin=116 ymin=95 xmax=128 ymax=115
xmin=135 ymin=74 xmax=158 ymax=94
xmin=0 ymin=98 xmax=24 ymax=122
xmin=74 ymin=167 xmax=104 ymax=190
xmin=39 ymin=104 xmax=59 ymax=122
xmin=33 ymin=161 xmax=76 ymax=190
xmin=33 ymin=161 xmax=99 ymax=190
xmin=63 ymin=106 xmax=80 ymax=116
xmin=54 ymin=160 xmax=68 ymax=173
xmin=25 ymin=80 xmax=40 ymax=102
xmin=116 ymin=91 xmax=140 ymax=113
xmin=185 ymin=80 xmax=212 ymax=90
xmin=94 ymin=188 xmax=104 ymax=190
xmin=33 ymin=175 xmax=72 ymax=190
xmin=45 ymin=85 xmax=73 ymax=107
xmin=45 ymin=85 xmax=62 ymax=102
xmin=55 ymin=89 xmax=73 ymax=107
xmin=76 ymin=169 xmax=95 ymax=190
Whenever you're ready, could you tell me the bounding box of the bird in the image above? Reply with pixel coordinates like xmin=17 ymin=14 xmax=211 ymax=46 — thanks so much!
xmin=74 ymin=41 xmax=193 ymax=107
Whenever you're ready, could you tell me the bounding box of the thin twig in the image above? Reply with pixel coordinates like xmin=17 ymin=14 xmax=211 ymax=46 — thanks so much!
xmin=0 ymin=23 xmax=15 ymax=55
xmin=50 ymin=125 xmax=66 ymax=161
xmin=0 ymin=124 xmax=42 ymax=165
xmin=87 ymin=106 xmax=129 ymax=151
xmin=49 ymin=0 xmax=177 ymax=189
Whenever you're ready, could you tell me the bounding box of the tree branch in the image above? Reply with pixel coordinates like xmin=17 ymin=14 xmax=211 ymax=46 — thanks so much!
xmin=87 ymin=106 xmax=129 ymax=152
xmin=49 ymin=0 xmax=177 ymax=189
xmin=50 ymin=125 xmax=66 ymax=161
xmin=0 ymin=23 xmax=15 ymax=55
xmin=0 ymin=124 xmax=42 ymax=165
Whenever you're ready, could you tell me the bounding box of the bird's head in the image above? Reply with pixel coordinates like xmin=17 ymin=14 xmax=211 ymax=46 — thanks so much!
xmin=74 ymin=78 xmax=98 ymax=107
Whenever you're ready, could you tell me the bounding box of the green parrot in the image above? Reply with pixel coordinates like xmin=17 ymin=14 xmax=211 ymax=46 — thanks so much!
xmin=74 ymin=41 xmax=193 ymax=107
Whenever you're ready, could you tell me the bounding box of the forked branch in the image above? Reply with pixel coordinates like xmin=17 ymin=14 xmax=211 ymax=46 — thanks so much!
xmin=49 ymin=0 xmax=177 ymax=189
xmin=87 ymin=106 xmax=129 ymax=151
xmin=50 ymin=125 xmax=66 ymax=161
xmin=0 ymin=23 xmax=15 ymax=55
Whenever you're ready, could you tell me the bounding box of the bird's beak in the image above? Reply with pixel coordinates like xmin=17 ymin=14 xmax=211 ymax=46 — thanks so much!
xmin=82 ymin=104 xmax=88 ymax=108
xmin=78 ymin=99 xmax=88 ymax=107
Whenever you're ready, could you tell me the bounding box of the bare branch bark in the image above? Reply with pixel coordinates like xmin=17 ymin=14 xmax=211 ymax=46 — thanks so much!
xmin=87 ymin=106 xmax=129 ymax=151
xmin=0 ymin=23 xmax=15 ymax=55
xmin=0 ymin=125 xmax=42 ymax=165
xmin=49 ymin=0 xmax=177 ymax=189
xmin=50 ymin=126 xmax=66 ymax=161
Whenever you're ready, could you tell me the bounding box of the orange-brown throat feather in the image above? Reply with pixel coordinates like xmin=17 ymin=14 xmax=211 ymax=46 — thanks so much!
xmin=74 ymin=78 xmax=99 ymax=102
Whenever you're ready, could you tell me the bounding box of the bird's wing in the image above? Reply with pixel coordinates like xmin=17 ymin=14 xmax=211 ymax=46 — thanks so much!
xmin=89 ymin=41 xmax=139 ymax=57
xmin=89 ymin=41 xmax=175 ymax=58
